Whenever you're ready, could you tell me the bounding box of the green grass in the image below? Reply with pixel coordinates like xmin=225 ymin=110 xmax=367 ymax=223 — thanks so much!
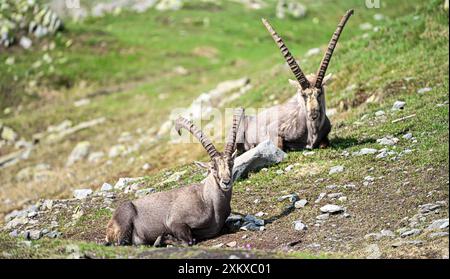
xmin=0 ymin=0 xmax=448 ymax=259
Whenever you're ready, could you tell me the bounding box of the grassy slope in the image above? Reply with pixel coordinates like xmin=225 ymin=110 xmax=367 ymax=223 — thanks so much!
xmin=0 ymin=0 xmax=448 ymax=258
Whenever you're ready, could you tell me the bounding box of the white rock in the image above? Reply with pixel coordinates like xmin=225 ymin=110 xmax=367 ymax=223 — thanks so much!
xmin=108 ymin=144 xmax=127 ymax=158
xmin=294 ymin=199 xmax=308 ymax=208
xmin=320 ymin=204 xmax=344 ymax=214
xmin=402 ymin=133 xmax=413 ymax=140
xmin=359 ymin=22 xmax=373 ymax=30
xmin=114 ymin=177 xmax=144 ymax=190
xmin=66 ymin=141 xmax=91 ymax=166
xmin=417 ymin=87 xmax=432 ymax=94
xmin=88 ymin=152 xmax=104 ymax=163
xmin=353 ymin=148 xmax=378 ymax=156
xmin=377 ymin=136 xmax=399 ymax=146
xmin=293 ymin=220 xmax=307 ymax=231
xmin=329 ymin=165 xmax=344 ymax=175
xmin=392 ymin=101 xmax=406 ymax=110
xmin=375 ymin=110 xmax=385 ymax=117
xmin=427 ymin=218 xmax=449 ymax=230
xmin=73 ymin=189 xmax=93 ymax=199
xmin=305 ymin=47 xmax=321 ymax=57
xmin=401 ymin=229 xmax=422 ymax=238
xmin=373 ymin=13 xmax=385 ymax=21
xmin=232 ymin=140 xmax=287 ymax=181
xmin=100 ymin=183 xmax=113 ymax=192
xmin=19 ymin=37 xmax=32 ymax=49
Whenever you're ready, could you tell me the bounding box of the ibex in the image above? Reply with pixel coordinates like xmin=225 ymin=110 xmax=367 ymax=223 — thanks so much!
xmin=236 ymin=10 xmax=353 ymax=152
xmin=105 ymin=109 xmax=243 ymax=246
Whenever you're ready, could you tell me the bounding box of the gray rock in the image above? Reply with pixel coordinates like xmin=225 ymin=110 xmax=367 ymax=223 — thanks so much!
xmin=27 ymin=230 xmax=42 ymax=240
xmin=316 ymin=213 xmax=330 ymax=220
xmin=328 ymin=193 xmax=343 ymax=199
xmin=417 ymin=87 xmax=432 ymax=94
xmin=244 ymin=214 xmax=264 ymax=226
xmin=419 ymin=203 xmax=442 ymax=214
xmin=66 ymin=141 xmax=91 ymax=166
xmin=402 ymin=133 xmax=413 ymax=140
xmin=232 ymin=140 xmax=287 ymax=181
xmin=392 ymin=101 xmax=406 ymax=110
xmin=392 ymin=240 xmax=423 ymax=247
xmin=353 ymin=148 xmax=378 ymax=156
xmin=315 ymin=192 xmax=326 ymax=203
xmin=155 ymin=0 xmax=183 ymax=11
xmin=427 ymin=218 xmax=449 ymax=230
xmin=276 ymin=0 xmax=307 ymax=19
xmin=428 ymin=232 xmax=449 ymax=239
xmin=365 ymin=244 xmax=382 ymax=259
xmin=73 ymin=189 xmax=93 ymax=199
xmin=294 ymin=199 xmax=308 ymax=209
xmin=114 ymin=177 xmax=144 ymax=190
xmin=401 ymin=228 xmax=422 ymax=238
xmin=277 ymin=193 xmax=299 ymax=203
xmin=293 ymin=220 xmax=307 ymax=231
xmin=1 ymin=126 xmax=18 ymax=142
xmin=375 ymin=110 xmax=385 ymax=117
xmin=380 ymin=229 xmax=395 ymax=238
xmin=19 ymin=37 xmax=32 ymax=49
xmin=87 ymin=152 xmax=104 ymax=163
xmin=100 ymin=183 xmax=113 ymax=192
xmin=108 ymin=144 xmax=127 ymax=158
xmin=320 ymin=204 xmax=344 ymax=214
xmin=9 ymin=230 xmax=19 ymax=238
xmin=135 ymin=188 xmax=156 ymax=198
xmin=329 ymin=165 xmax=344 ymax=175
xmin=377 ymin=136 xmax=399 ymax=146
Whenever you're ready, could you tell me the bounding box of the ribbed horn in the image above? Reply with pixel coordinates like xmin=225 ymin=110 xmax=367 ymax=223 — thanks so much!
xmin=315 ymin=9 xmax=354 ymax=88
xmin=262 ymin=18 xmax=310 ymax=90
xmin=224 ymin=108 xmax=244 ymax=158
xmin=175 ymin=117 xmax=219 ymax=159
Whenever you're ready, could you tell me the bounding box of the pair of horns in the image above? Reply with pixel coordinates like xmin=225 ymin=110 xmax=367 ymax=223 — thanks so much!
xmin=175 ymin=108 xmax=244 ymax=159
xmin=262 ymin=9 xmax=354 ymax=90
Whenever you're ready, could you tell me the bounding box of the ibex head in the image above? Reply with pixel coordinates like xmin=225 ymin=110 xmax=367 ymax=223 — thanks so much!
xmin=262 ymin=10 xmax=353 ymax=123
xmin=175 ymin=108 xmax=244 ymax=191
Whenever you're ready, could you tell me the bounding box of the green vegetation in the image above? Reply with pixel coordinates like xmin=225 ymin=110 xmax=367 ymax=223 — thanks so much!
xmin=0 ymin=0 xmax=448 ymax=259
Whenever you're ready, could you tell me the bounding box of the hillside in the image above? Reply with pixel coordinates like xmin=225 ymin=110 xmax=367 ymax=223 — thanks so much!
xmin=0 ymin=0 xmax=448 ymax=259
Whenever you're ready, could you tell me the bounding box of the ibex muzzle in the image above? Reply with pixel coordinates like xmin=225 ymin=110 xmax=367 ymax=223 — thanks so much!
xmin=105 ymin=109 xmax=244 ymax=246
xmin=236 ymin=10 xmax=353 ymax=152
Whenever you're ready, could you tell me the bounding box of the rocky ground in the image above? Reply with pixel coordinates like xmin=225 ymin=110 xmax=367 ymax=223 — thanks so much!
xmin=0 ymin=0 xmax=448 ymax=258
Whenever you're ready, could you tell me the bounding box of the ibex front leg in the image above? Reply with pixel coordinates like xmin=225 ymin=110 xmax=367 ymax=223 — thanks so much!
xmin=170 ymin=222 xmax=194 ymax=246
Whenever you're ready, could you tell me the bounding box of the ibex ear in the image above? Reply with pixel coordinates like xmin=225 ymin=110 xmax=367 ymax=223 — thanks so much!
xmin=322 ymin=73 xmax=333 ymax=86
xmin=288 ymin=79 xmax=301 ymax=90
xmin=194 ymin=161 xmax=211 ymax=170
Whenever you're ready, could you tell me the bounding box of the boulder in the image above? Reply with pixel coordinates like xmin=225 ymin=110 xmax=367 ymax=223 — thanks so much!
xmin=232 ymin=140 xmax=287 ymax=181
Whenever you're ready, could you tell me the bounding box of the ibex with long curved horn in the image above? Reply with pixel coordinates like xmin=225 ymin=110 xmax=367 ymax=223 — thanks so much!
xmin=236 ymin=10 xmax=353 ymax=152
xmin=105 ymin=109 xmax=243 ymax=246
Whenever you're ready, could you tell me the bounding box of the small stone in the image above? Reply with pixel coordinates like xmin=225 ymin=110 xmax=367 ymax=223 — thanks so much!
xmin=135 ymin=188 xmax=156 ymax=198
xmin=284 ymin=165 xmax=294 ymax=172
xmin=87 ymin=152 xmax=104 ymax=163
xmin=427 ymin=218 xmax=449 ymax=230
xmin=329 ymin=165 xmax=344 ymax=175
xmin=365 ymin=244 xmax=382 ymax=259
xmin=402 ymin=133 xmax=413 ymax=140
xmin=303 ymin=151 xmax=315 ymax=156
xmin=375 ymin=110 xmax=385 ymax=117
xmin=353 ymin=148 xmax=378 ymax=156
xmin=5 ymin=57 xmax=15 ymax=65
xmin=328 ymin=193 xmax=343 ymax=199
xmin=315 ymin=193 xmax=326 ymax=203
xmin=320 ymin=204 xmax=344 ymax=214
xmin=316 ymin=213 xmax=330 ymax=220
xmin=73 ymin=189 xmax=93 ymax=199
xmin=428 ymin=232 xmax=449 ymax=239
xmin=277 ymin=194 xmax=299 ymax=203
xmin=74 ymin=98 xmax=90 ymax=107
xmin=293 ymin=220 xmax=307 ymax=231
xmin=142 ymin=163 xmax=152 ymax=170
xmin=114 ymin=177 xmax=144 ymax=190
xmin=294 ymin=199 xmax=308 ymax=208
xmin=417 ymin=87 xmax=432 ymax=94
xmin=19 ymin=37 xmax=32 ymax=49
xmin=359 ymin=22 xmax=373 ymax=30
xmin=108 ymin=144 xmax=127 ymax=158
xmin=226 ymin=241 xmax=237 ymax=247
xmin=377 ymin=136 xmax=399 ymax=146
xmin=392 ymin=101 xmax=406 ymax=110
xmin=373 ymin=13 xmax=385 ymax=21
xmin=66 ymin=141 xmax=91 ymax=166
xmin=338 ymin=196 xmax=347 ymax=203
xmin=1 ymin=126 xmax=18 ymax=142
xmin=275 ymin=170 xmax=284 ymax=175
xmin=401 ymin=229 xmax=422 ymax=238
xmin=419 ymin=203 xmax=442 ymax=214
xmin=100 ymin=183 xmax=113 ymax=192
xmin=28 ymin=230 xmax=42 ymax=240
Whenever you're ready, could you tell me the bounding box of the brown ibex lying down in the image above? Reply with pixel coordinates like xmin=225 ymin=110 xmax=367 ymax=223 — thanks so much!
xmin=236 ymin=10 xmax=354 ymax=152
xmin=105 ymin=109 xmax=243 ymax=246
